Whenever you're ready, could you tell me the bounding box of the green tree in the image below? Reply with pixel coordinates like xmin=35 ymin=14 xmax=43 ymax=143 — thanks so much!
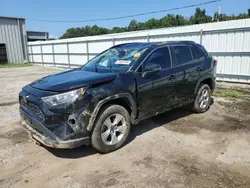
xmin=159 ymin=16 xmax=171 ymax=27
xmin=128 ymin=19 xmax=138 ymax=31
xmin=175 ymin=15 xmax=188 ymax=26
xmin=145 ymin=18 xmax=159 ymax=29
xmin=60 ymin=8 xmax=250 ymax=39
xmin=190 ymin=8 xmax=212 ymax=24
xmin=137 ymin=22 xmax=146 ymax=30
xmin=112 ymin=27 xmax=124 ymax=33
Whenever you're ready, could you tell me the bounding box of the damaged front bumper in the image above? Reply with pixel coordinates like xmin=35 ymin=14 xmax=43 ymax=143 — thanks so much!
xmin=20 ymin=108 xmax=90 ymax=149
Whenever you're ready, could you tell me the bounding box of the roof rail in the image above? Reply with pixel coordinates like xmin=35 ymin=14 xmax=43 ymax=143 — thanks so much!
xmin=179 ymin=40 xmax=195 ymax=43
xmin=161 ymin=40 xmax=195 ymax=44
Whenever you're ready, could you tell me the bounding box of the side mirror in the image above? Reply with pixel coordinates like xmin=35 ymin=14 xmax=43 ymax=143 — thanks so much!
xmin=142 ymin=63 xmax=161 ymax=78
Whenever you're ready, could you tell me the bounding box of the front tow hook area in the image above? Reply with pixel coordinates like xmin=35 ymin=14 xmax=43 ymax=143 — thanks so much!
xmin=20 ymin=118 xmax=90 ymax=149
xmin=20 ymin=119 xmax=40 ymax=146
xmin=29 ymin=137 xmax=41 ymax=146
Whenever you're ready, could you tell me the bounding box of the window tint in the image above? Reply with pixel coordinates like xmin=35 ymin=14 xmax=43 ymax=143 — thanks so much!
xmin=82 ymin=43 xmax=150 ymax=73
xmin=190 ymin=45 xmax=206 ymax=61
xmin=196 ymin=44 xmax=209 ymax=56
xmin=145 ymin=47 xmax=171 ymax=69
xmin=171 ymin=46 xmax=192 ymax=66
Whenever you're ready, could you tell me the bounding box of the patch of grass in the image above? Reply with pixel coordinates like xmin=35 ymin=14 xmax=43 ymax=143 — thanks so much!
xmin=213 ymin=88 xmax=244 ymax=98
xmin=0 ymin=63 xmax=32 ymax=68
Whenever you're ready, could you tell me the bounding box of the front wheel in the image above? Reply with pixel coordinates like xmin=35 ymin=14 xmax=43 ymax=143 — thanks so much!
xmin=192 ymin=84 xmax=212 ymax=113
xmin=91 ymin=104 xmax=131 ymax=153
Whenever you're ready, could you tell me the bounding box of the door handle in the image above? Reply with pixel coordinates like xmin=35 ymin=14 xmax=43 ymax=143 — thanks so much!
xmin=196 ymin=67 xmax=202 ymax=71
xmin=169 ymin=75 xmax=176 ymax=81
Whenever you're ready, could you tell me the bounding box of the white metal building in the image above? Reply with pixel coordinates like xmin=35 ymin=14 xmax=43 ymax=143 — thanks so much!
xmin=0 ymin=16 xmax=27 ymax=63
xmin=27 ymin=31 xmax=49 ymax=42
xmin=28 ymin=18 xmax=250 ymax=83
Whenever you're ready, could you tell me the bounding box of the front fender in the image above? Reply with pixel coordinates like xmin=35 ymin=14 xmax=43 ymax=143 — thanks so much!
xmin=86 ymin=93 xmax=137 ymax=131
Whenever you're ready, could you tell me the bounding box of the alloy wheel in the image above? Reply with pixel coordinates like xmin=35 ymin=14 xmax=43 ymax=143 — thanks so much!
xmin=101 ymin=113 xmax=127 ymax=145
xmin=198 ymin=88 xmax=209 ymax=109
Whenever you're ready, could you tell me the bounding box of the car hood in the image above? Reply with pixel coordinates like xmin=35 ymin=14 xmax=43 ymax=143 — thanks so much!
xmin=29 ymin=69 xmax=118 ymax=92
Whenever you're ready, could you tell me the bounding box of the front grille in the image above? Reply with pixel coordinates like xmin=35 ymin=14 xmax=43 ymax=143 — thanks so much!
xmin=20 ymin=99 xmax=45 ymax=121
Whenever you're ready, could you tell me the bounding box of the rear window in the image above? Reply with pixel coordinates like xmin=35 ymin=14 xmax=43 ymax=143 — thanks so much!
xmin=171 ymin=46 xmax=193 ymax=66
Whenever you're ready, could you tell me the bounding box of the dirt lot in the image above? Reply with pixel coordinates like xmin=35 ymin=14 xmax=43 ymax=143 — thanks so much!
xmin=1 ymin=65 xmax=250 ymax=188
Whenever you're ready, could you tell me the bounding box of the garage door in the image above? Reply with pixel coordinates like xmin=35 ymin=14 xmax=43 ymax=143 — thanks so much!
xmin=0 ymin=44 xmax=8 ymax=63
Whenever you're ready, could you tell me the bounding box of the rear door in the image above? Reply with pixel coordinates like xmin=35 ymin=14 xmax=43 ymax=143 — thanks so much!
xmin=190 ymin=44 xmax=213 ymax=76
xmin=170 ymin=44 xmax=202 ymax=106
xmin=135 ymin=46 xmax=175 ymax=119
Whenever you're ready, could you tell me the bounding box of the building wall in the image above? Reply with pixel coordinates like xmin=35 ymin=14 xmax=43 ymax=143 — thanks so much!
xmin=0 ymin=17 xmax=27 ymax=63
xmin=27 ymin=31 xmax=49 ymax=41
xmin=28 ymin=19 xmax=250 ymax=83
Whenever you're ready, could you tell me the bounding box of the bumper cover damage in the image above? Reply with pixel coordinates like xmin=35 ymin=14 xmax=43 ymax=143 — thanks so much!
xmin=20 ymin=108 xmax=90 ymax=149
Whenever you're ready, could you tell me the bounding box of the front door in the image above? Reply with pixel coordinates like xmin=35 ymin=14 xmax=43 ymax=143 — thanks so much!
xmin=135 ymin=46 xmax=175 ymax=120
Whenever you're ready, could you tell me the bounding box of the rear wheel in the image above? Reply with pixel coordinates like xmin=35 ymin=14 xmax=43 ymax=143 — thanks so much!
xmin=192 ymin=84 xmax=211 ymax=113
xmin=91 ymin=104 xmax=131 ymax=153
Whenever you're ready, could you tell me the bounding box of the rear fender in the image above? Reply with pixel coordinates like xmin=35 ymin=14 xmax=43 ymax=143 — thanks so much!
xmin=194 ymin=76 xmax=215 ymax=95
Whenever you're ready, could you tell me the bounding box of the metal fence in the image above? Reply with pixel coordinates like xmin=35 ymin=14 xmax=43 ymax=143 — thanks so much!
xmin=28 ymin=18 xmax=250 ymax=83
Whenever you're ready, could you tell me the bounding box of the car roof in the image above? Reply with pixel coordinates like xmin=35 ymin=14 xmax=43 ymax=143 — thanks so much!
xmin=112 ymin=41 xmax=196 ymax=49
xmin=155 ymin=41 xmax=196 ymax=46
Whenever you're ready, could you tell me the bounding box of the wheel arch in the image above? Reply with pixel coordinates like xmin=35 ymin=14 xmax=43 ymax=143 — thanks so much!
xmin=194 ymin=76 xmax=215 ymax=95
xmin=87 ymin=93 xmax=137 ymax=131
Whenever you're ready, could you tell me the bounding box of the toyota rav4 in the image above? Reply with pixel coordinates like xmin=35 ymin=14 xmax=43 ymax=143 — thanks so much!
xmin=19 ymin=41 xmax=216 ymax=153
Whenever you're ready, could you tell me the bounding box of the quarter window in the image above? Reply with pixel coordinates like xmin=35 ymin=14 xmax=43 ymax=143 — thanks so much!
xmin=171 ymin=46 xmax=192 ymax=66
xmin=144 ymin=47 xmax=171 ymax=69
xmin=190 ymin=45 xmax=206 ymax=61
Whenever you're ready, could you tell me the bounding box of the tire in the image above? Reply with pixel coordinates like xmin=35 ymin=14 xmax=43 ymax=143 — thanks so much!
xmin=91 ymin=104 xmax=131 ymax=153
xmin=192 ymin=84 xmax=212 ymax=113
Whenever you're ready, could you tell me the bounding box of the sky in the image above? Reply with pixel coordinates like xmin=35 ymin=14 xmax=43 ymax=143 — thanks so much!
xmin=1 ymin=0 xmax=249 ymax=38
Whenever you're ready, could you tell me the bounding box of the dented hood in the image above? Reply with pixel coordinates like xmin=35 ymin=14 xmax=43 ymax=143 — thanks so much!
xmin=29 ymin=69 xmax=118 ymax=92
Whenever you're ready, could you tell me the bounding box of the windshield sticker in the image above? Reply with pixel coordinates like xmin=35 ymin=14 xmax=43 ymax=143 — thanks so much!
xmin=134 ymin=53 xmax=141 ymax=58
xmin=115 ymin=60 xmax=131 ymax=65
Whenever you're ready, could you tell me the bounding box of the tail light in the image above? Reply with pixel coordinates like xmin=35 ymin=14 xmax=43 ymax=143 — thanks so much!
xmin=214 ymin=60 xmax=218 ymax=66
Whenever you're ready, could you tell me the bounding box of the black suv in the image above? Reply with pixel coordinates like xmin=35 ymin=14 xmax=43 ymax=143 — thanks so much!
xmin=19 ymin=41 xmax=216 ymax=153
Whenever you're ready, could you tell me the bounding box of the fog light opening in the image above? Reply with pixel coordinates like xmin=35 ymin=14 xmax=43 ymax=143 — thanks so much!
xmin=68 ymin=115 xmax=79 ymax=131
xmin=68 ymin=118 xmax=76 ymax=125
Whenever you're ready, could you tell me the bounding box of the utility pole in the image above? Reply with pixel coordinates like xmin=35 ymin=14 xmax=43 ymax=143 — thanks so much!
xmin=218 ymin=5 xmax=221 ymax=22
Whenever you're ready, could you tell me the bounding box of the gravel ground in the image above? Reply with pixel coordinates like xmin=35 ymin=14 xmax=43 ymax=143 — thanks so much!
xmin=1 ymin=65 xmax=250 ymax=188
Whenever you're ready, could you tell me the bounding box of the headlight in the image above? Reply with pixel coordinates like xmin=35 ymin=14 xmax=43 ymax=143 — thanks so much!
xmin=42 ymin=88 xmax=86 ymax=107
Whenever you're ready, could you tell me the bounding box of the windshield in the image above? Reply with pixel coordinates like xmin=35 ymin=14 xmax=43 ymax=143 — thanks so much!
xmin=81 ymin=43 xmax=151 ymax=73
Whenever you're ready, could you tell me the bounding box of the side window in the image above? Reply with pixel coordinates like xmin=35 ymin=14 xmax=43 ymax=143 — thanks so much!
xmin=190 ymin=45 xmax=206 ymax=61
xmin=144 ymin=47 xmax=171 ymax=69
xmin=171 ymin=45 xmax=193 ymax=66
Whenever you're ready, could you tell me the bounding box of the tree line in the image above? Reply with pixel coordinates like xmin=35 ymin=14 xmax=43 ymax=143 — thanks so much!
xmin=60 ymin=8 xmax=250 ymax=39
